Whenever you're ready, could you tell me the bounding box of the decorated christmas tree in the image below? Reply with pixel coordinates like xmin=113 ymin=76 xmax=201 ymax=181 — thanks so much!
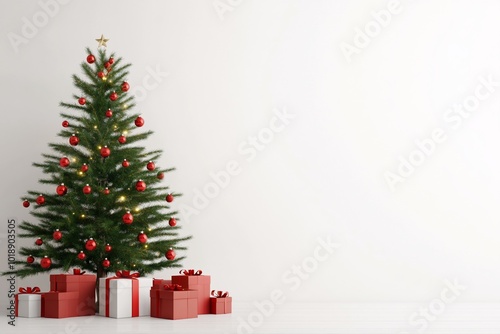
xmin=3 ymin=36 xmax=191 ymax=310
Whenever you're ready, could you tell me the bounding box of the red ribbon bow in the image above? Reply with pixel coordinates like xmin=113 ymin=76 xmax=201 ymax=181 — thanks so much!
xmin=73 ymin=269 xmax=86 ymax=275
xmin=211 ymin=290 xmax=229 ymax=298
xmin=164 ymin=284 xmax=184 ymax=291
xmin=115 ymin=270 xmax=140 ymax=278
xmin=179 ymin=269 xmax=202 ymax=276
xmin=18 ymin=287 xmax=41 ymax=294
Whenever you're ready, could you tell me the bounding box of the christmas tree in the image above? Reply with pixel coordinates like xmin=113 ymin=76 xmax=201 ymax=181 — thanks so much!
xmin=3 ymin=36 xmax=191 ymax=310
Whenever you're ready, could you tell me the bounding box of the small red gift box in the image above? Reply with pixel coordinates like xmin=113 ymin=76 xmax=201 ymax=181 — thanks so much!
xmin=171 ymin=269 xmax=210 ymax=314
xmin=210 ymin=290 xmax=232 ymax=314
xmin=42 ymin=291 xmax=79 ymax=318
xmin=150 ymin=279 xmax=172 ymax=318
xmin=49 ymin=270 xmax=96 ymax=316
xmin=158 ymin=285 xmax=198 ymax=320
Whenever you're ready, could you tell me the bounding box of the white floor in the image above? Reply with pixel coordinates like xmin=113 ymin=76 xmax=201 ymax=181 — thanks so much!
xmin=2 ymin=302 xmax=500 ymax=334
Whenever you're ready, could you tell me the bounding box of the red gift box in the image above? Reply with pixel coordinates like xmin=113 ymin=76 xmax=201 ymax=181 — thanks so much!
xmin=42 ymin=291 xmax=79 ymax=318
xmin=171 ymin=269 xmax=210 ymax=314
xmin=150 ymin=279 xmax=172 ymax=318
xmin=210 ymin=290 xmax=232 ymax=314
xmin=158 ymin=286 xmax=198 ymax=320
xmin=50 ymin=271 xmax=96 ymax=316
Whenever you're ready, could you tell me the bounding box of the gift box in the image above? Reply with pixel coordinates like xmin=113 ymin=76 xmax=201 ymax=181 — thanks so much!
xmin=210 ymin=290 xmax=232 ymax=314
xmin=42 ymin=291 xmax=79 ymax=318
xmin=158 ymin=285 xmax=198 ymax=320
xmin=171 ymin=269 xmax=210 ymax=314
xmin=99 ymin=271 xmax=153 ymax=318
xmin=15 ymin=287 xmax=42 ymax=318
xmin=150 ymin=279 xmax=172 ymax=318
xmin=49 ymin=270 xmax=96 ymax=316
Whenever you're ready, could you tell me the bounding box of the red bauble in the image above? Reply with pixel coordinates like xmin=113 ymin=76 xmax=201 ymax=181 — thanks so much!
xmin=108 ymin=57 xmax=114 ymax=65
xmin=77 ymin=251 xmax=86 ymax=260
xmin=146 ymin=161 xmax=155 ymax=171
xmin=83 ymin=184 xmax=92 ymax=194
xmin=56 ymin=183 xmax=67 ymax=196
xmin=109 ymin=91 xmax=118 ymax=101
xmin=157 ymin=172 xmax=164 ymax=180
xmin=169 ymin=217 xmax=177 ymax=227
xmin=27 ymin=255 xmax=35 ymax=264
xmin=81 ymin=163 xmax=89 ymax=172
xmin=121 ymin=82 xmax=130 ymax=92
xmin=105 ymin=61 xmax=111 ymax=69
xmin=62 ymin=120 xmax=69 ymax=127
xmin=86 ymin=54 xmax=95 ymax=64
xmin=118 ymin=135 xmax=126 ymax=144
xmin=137 ymin=231 xmax=147 ymax=243
xmin=69 ymin=134 xmax=79 ymax=146
xmin=136 ymin=179 xmax=146 ymax=192
xmin=122 ymin=159 xmax=130 ymax=167
xmin=85 ymin=238 xmax=97 ymax=251
xmin=103 ymin=187 xmax=110 ymax=195
xmin=78 ymin=97 xmax=86 ymax=105
xmin=53 ymin=229 xmax=62 ymax=241
xmin=134 ymin=116 xmax=144 ymax=127
xmin=104 ymin=244 xmax=112 ymax=252
xmin=166 ymin=194 xmax=174 ymax=203
xmin=60 ymin=156 xmax=70 ymax=167
xmin=40 ymin=256 xmax=52 ymax=269
xmin=122 ymin=211 xmax=133 ymax=225
xmin=22 ymin=200 xmax=30 ymax=208
xmin=98 ymin=71 xmax=105 ymax=78
xmin=102 ymin=258 xmax=111 ymax=268
xmin=36 ymin=194 xmax=45 ymax=205
xmin=165 ymin=248 xmax=176 ymax=260
xmin=100 ymin=146 xmax=111 ymax=158
xmin=105 ymin=108 xmax=113 ymax=118
xmin=35 ymin=238 xmax=43 ymax=246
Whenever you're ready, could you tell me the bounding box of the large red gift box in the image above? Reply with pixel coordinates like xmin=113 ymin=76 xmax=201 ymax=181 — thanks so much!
xmin=50 ymin=271 xmax=96 ymax=316
xmin=42 ymin=292 xmax=79 ymax=318
xmin=210 ymin=290 xmax=232 ymax=314
xmin=171 ymin=270 xmax=210 ymax=314
xmin=150 ymin=279 xmax=172 ymax=318
xmin=158 ymin=287 xmax=198 ymax=320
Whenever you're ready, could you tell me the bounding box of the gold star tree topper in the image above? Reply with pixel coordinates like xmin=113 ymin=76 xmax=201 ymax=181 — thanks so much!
xmin=96 ymin=34 xmax=109 ymax=48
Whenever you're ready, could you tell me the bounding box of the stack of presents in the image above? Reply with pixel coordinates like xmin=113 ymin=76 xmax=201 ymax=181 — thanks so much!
xmin=15 ymin=269 xmax=232 ymax=319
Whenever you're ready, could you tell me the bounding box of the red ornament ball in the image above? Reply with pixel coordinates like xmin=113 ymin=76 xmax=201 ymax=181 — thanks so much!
xmin=100 ymin=146 xmax=111 ymax=158
xmin=83 ymin=184 xmax=92 ymax=195
xmin=27 ymin=255 xmax=35 ymax=264
xmin=98 ymin=71 xmax=105 ymax=78
xmin=78 ymin=97 xmax=86 ymax=105
xmin=60 ymin=156 xmax=70 ymax=167
xmin=104 ymin=244 xmax=112 ymax=252
xmin=108 ymin=57 xmax=114 ymax=65
xmin=137 ymin=231 xmax=148 ymax=243
xmin=56 ymin=183 xmax=67 ymax=196
xmin=157 ymin=172 xmax=164 ymax=180
xmin=22 ymin=200 xmax=30 ymax=208
xmin=122 ymin=159 xmax=130 ymax=168
xmin=35 ymin=238 xmax=43 ymax=246
xmin=147 ymin=161 xmax=155 ymax=171
xmin=121 ymin=82 xmax=130 ymax=92
xmin=77 ymin=251 xmax=86 ymax=260
xmin=81 ymin=163 xmax=89 ymax=172
xmin=165 ymin=248 xmax=176 ymax=260
xmin=85 ymin=238 xmax=97 ymax=251
xmin=53 ymin=229 xmax=62 ymax=241
xmin=105 ymin=109 xmax=113 ymax=118
xmin=62 ymin=120 xmax=69 ymax=127
xmin=118 ymin=135 xmax=126 ymax=144
xmin=103 ymin=187 xmax=110 ymax=195
xmin=86 ymin=54 xmax=95 ymax=64
xmin=166 ymin=194 xmax=174 ymax=203
xmin=105 ymin=61 xmax=111 ymax=69
xmin=40 ymin=256 xmax=52 ymax=269
xmin=102 ymin=258 xmax=111 ymax=268
xmin=134 ymin=116 xmax=144 ymax=127
xmin=109 ymin=91 xmax=118 ymax=101
xmin=69 ymin=134 xmax=79 ymax=146
xmin=122 ymin=211 xmax=133 ymax=225
xmin=169 ymin=217 xmax=177 ymax=227
xmin=36 ymin=194 xmax=45 ymax=205
xmin=136 ymin=179 xmax=146 ymax=192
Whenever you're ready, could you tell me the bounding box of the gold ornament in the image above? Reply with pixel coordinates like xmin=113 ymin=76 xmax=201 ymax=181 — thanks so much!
xmin=96 ymin=34 xmax=109 ymax=48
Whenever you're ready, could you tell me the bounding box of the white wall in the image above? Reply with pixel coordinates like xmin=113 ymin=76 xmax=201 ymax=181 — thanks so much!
xmin=1 ymin=0 xmax=500 ymax=306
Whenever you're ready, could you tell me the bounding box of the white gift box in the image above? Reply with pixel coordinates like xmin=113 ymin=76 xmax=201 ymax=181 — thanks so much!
xmin=99 ymin=277 xmax=153 ymax=318
xmin=17 ymin=294 xmax=41 ymax=318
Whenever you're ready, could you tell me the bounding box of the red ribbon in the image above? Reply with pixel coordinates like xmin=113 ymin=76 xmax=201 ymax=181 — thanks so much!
xmin=163 ymin=284 xmax=184 ymax=291
xmin=211 ymin=290 xmax=229 ymax=298
xmin=115 ymin=270 xmax=140 ymax=278
xmin=18 ymin=287 xmax=41 ymax=294
xmin=73 ymin=269 xmax=86 ymax=275
xmin=179 ymin=269 xmax=202 ymax=276
xmin=105 ymin=271 xmax=140 ymax=317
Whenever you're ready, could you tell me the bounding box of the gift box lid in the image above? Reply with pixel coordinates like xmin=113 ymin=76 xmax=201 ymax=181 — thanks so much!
xmin=172 ymin=274 xmax=210 ymax=285
xmin=51 ymin=274 xmax=96 ymax=283
xmin=18 ymin=294 xmax=42 ymax=301
xmin=43 ymin=291 xmax=79 ymax=300
xmin=158 ymin=289 xmax=198 ymax=300
xmin=100 ymin=277 xmax=153 ymax=289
